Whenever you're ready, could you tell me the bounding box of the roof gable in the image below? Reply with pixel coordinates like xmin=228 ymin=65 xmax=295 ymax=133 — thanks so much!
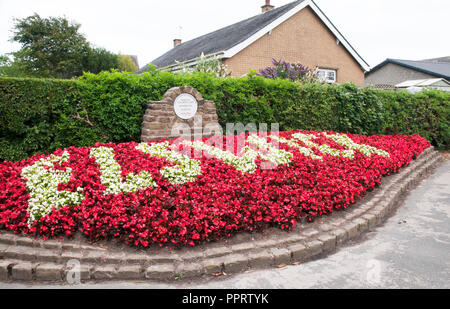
xmin=138 ymin=0 xmax=369 ymax=73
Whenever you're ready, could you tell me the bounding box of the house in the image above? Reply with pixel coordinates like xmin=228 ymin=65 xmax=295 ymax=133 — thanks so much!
xmin=138 ymin=0 xmax=370 ymax=86
xmin=365 ymin=57 xmax=450 ymax=88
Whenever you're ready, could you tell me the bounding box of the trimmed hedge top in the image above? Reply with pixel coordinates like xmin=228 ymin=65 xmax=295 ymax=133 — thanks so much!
xmin=1 ymin=71 xmax=449 ymax=162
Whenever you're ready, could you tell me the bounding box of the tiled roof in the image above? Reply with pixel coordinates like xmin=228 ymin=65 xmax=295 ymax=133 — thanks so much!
xmin=367 ymin=58 xmax=450 ymax=80
xmin=138 ymin=0 xmax=305 ymax=73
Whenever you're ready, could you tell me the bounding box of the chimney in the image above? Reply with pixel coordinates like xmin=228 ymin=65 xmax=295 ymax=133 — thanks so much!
xmin=261 ymin=0 xmax=275 ymax=12
xmin=173 ymin=39 xmax=182 ymax=48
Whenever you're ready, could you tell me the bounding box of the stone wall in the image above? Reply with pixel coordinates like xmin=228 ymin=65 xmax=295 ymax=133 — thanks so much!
xmin=141 ymin=86 xmax=221 ymax=142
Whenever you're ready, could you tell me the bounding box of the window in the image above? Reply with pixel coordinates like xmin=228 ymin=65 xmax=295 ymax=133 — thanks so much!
xmin=317 ymin=68 xmax=337 ymax=84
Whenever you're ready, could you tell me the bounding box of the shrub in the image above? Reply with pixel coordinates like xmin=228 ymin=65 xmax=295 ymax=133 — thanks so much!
xmin=376 ymin=88 xmax=450 ymax=149
xmin=172 ymin=53 xmax=230 ymax=78
xmin=257 ymin=58 xmax=313 ymax=82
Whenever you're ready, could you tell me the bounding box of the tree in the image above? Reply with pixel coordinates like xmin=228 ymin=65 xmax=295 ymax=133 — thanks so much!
xmin=0 ymin=54 xmax=29 ymax=77
xmin=117 ymin=54 xmax=138 ymax=72
xmin=8 ymin=13 xmax=119 ymax=79
xmin=85 ymin=47 xmax=119 ymax=74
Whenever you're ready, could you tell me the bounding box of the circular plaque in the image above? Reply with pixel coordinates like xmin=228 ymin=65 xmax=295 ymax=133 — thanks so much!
xmin=174 ymin=93 xmax=198 ymax=120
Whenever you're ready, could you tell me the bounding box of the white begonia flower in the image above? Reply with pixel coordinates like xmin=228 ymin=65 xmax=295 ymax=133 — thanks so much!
xmin=182 ymin=135 xmax=293 ymax=174
xmin=136 ymin=142 xmax=201 ymax=185
xmin=291 ymin=133 xmax=356 ymax=159
xmin=246 ymin=134 xmax=293 ymax=166
xmin=325 ymin=134 xmax=390 ymax=158
xmin=271 ymin=135 xmax=323 ymax=161
xmin=182 ymin=140 xmax=258 ymax=173
xmin=288 ymin=132 xmax=389 ymax=159
xmin=90 ymin=147 xmax=157 ymax=195
xmin=21 ymin=151 xmax=84 ymax=225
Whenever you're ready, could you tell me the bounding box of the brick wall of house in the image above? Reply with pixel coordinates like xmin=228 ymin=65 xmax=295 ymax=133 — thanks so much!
xmin=222 ymin=6 xmax=365 ymax=86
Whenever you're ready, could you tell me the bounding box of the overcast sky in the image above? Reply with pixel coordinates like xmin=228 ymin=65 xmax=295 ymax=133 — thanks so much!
xmin=0 ymin=0 xmax=449 ymax=70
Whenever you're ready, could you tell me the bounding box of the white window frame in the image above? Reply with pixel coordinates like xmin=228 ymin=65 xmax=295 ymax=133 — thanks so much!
xmin=317 ymin=68 xmax=337 ymax=84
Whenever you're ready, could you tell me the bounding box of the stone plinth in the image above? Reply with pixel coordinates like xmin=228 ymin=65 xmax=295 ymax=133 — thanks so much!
xmin=141 ymin=86 xmax=222 ymax=142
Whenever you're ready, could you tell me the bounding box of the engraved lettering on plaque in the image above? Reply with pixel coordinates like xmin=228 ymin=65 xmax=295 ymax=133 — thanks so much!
xmin=174 ymin=93 xmax=198 ymax=120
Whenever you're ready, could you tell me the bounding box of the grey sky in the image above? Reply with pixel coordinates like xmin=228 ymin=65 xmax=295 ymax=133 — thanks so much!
xmin=0 ymin=0 xmax=449 ymax=70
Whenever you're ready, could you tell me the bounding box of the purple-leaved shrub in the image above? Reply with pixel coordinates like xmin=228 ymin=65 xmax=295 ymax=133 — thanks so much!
xmin=258 ymin=58 xmax=312 ymax=81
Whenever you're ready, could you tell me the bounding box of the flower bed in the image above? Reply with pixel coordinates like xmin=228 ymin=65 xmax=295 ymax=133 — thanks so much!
xmin=0 ymin=131 xmax=430 ymax=247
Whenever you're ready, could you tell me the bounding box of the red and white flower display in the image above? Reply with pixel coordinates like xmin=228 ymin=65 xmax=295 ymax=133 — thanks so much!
xmin=0 ymin=130 xmax=430 ymax=247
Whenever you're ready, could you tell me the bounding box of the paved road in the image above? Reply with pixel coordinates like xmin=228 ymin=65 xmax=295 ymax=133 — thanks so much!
xmin=2 ymin=160 xmax=449 ymax=289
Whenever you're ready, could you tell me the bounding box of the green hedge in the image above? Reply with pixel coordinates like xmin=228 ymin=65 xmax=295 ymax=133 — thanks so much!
xmin=376 ymin=89 xmax=449 ymax=149
xmin=0 ymin=78 xmax=101 ymax=161
xmin=1 ymin=71 xmax=449 ymax=162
